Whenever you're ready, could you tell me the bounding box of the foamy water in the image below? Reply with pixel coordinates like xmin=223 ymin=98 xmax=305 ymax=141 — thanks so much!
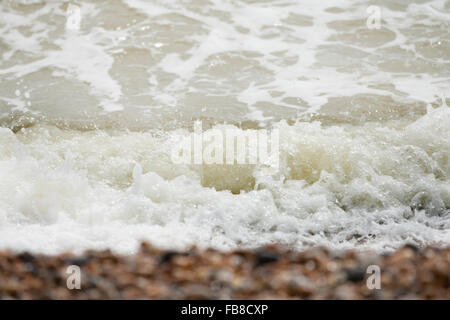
xmin=0 ymin=0 xmax=449 ymax=254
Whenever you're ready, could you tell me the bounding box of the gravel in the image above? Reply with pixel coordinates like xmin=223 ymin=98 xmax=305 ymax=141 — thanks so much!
xmin=0 ymin=243 xmax=448 ymax=299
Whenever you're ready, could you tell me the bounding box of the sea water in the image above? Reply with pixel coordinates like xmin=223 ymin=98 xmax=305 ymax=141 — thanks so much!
xmin=0 ymin=0 xmax=449 ymax=254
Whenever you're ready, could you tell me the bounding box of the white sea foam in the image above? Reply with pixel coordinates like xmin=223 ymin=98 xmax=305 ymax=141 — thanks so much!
xmin=0 ymin=104 xmax=449 ymax=254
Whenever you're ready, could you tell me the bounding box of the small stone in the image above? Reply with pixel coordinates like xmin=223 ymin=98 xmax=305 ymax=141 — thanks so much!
xmin=255 ymin=250 xmax=279 ymax=266
xmin=344 ymin=267 xmax=366 ymax=283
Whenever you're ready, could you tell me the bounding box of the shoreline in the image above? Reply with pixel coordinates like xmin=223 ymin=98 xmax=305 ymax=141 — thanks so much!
xmin=0 ymin=243 xmax=449 ymax=299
